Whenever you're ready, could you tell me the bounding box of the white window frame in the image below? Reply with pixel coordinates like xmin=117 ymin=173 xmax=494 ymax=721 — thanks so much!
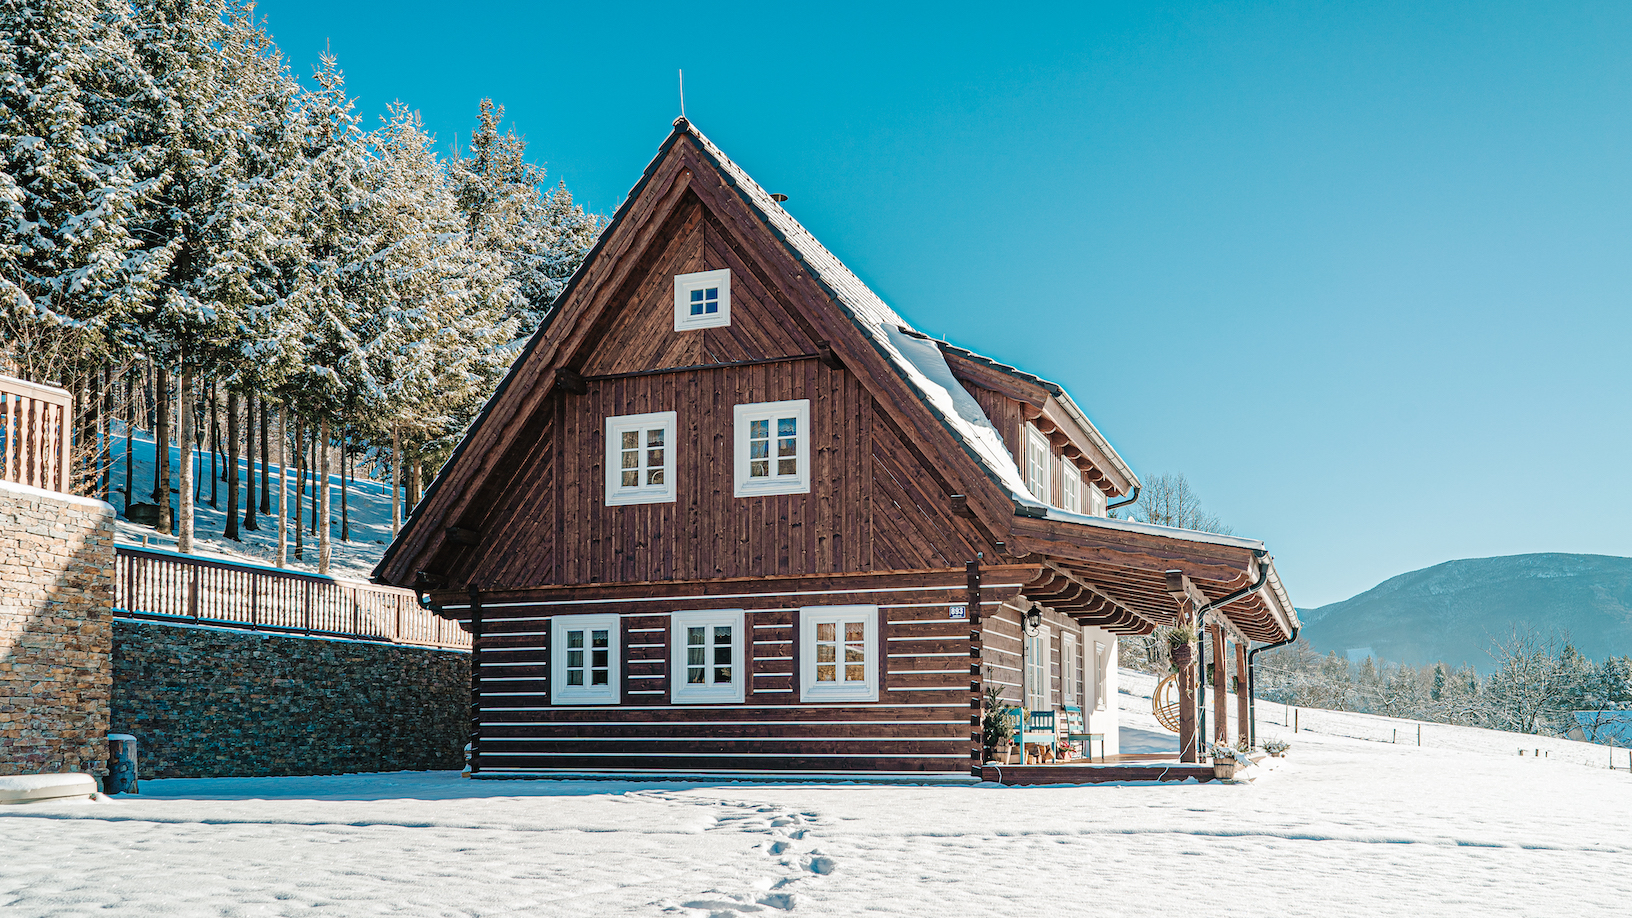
xmin=1094 ymin=640 xmax=1109 ymax=711
xmin=674 ymin=268 xmax=731 ymax=331
xmin=1059 ymin=465 xmax=1082 ymax=514
xmin=670 ymin=609 xmax=746 ymax=704
xmin=1024 ymin=624 xmax=1052 ymax=711
xmin=733 ymin=399 xmax=811 ymax=498
xmin=604 ymin=411 xmax=677 ymax=506
xmin=551 ymin=613 xmax=620 ymax=705
xmin=1062 ymin=629 xmax=1081 ymax=708
xmin=798 ymin=605 xmax=878 ymax=703
xmin=1024 ymin=424 xmax=1051 ymax=506
xmin=1086 ymin=482 xmax=1107 ymax=518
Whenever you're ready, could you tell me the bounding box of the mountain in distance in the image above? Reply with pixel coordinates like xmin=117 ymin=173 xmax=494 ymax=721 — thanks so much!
xmin=1297 ymin=553 xmax=1632 ymax=673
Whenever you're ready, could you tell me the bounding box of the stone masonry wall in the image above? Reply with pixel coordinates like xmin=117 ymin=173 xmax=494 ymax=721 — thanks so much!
xmin=0 ymin=480 xmax=115 ymax=777
xmin=112 ymin=620 xmax=469 ymax=778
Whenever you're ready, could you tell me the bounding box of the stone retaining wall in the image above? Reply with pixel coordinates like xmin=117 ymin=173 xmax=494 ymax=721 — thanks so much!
xmin=0 ymin=481 xmax=115 ymax=777
xmin=111 ymin=620 xmax=469 ymax=778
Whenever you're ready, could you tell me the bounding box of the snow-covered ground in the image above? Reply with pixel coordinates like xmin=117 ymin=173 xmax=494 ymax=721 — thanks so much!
xmin=105 ymin=426 xmax=393 ymax=581
xmin=6 ymin=673 xmax=1631 ymax=916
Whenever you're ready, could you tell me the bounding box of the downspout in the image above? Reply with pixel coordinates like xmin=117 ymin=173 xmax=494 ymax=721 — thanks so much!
xmin=1106 ymin=483 xmax=1139 ymax=514
xmin=1191 ymin=551 xmax=1285 ymax=749
xmin=1247 ymin=625 xmax=1299 ymax=748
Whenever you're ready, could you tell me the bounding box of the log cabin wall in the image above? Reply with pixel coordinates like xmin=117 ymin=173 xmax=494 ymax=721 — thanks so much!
xmin=446 ymin=574 xmax=1026 ymax=775
xmin=981 ymin=597 xmax=1110 ymax=719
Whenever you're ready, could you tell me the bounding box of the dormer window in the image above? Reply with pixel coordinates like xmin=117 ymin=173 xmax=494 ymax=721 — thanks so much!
xmin=674 ymin=268 xmax=731 ymax=330
xmin=1060 ymin=465 xmax=1082 ymax=514
xmin=1024 ymin=423 xmax=1051 ymax=505
xmin=1086 ymin=482 xmax=1107 ymax=517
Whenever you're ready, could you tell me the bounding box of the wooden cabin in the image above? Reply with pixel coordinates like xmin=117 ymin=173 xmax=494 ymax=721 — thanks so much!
xmin=374 ymin=119 xmax=1299 ymax=780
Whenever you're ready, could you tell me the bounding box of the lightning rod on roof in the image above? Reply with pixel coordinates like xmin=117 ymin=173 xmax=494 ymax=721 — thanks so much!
xmin=679 ymin=69 xmax=686 ymax=119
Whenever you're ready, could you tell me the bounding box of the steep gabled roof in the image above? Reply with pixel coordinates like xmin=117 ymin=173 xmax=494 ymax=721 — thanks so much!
xmin=678 ymin=123 xmax=1047 ymax=511
xmin=375 ymin=119 xmax=1297 ymax=641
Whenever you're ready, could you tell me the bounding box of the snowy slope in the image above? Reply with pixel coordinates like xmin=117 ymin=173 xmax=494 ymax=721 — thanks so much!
xmin=103 ymin=425 xmax=393 ymax=581
xmin=5 ymin=673 xmax=1631 ymax=916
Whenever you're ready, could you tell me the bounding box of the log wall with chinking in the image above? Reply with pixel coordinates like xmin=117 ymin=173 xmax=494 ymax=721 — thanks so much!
xmin=443 ymin=573 xmax=1028 ymax=775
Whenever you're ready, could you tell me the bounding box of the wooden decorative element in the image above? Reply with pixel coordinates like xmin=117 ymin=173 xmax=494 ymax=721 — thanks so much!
xmin=556 ymin=368 xmax=589 ymax=396
xmin=1152 ymin=674 xmax=1183 ymax=733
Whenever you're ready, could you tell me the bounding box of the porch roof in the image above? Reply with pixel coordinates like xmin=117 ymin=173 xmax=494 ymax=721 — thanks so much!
xmin=1008 ymin=512 xmax=1299 ymax=644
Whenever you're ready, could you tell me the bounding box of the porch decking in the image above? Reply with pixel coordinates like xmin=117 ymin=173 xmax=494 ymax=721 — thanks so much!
xmin=982 ymin=754 xmax=1218 ymax=785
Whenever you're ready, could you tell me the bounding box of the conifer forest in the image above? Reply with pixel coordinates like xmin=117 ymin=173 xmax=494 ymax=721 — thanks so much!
xmin=0 ymin=0 xmax=603 ymax=571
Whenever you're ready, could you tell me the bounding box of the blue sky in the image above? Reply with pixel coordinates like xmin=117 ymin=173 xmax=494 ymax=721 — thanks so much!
xmin=258 ymin=1 xmax=1632 ymax=607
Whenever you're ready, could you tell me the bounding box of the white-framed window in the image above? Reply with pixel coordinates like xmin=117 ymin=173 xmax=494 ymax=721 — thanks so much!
xmin=1024 ymin=424 xmax=1051 ymax=505
xmin=551 ymin=613 xmax=620 ymax=705
xmin=671 ymin=609 xmax=746 ymax=703
xmin=798 ymin=605 xmax=877 ymax=702
xmin=1094 ymin=640 xmax=1109 ymax=711
xmin=605 ymin=411 xmax=676 ymax=506
xmin=733 ymin=399 xmax=810 ymax=497
xmin=1062 ymin=629 xmax=1081 ymax=708
xmin=674 ymin=268 xmax=731 ymax=331
xmin=1024 ymin=624 xmax=1051 ymax=711
xmin=1086 ymin=483 xmax=1107 ymax=518
xmin=1059 ymin=465 xmax=1082 ymax=514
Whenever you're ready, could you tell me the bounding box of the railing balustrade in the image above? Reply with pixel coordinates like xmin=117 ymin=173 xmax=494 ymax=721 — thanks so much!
xmin=113 ymin=545 xmax=469 ymax=650
xmin=0 ymin=374 xmax=73 ymax=493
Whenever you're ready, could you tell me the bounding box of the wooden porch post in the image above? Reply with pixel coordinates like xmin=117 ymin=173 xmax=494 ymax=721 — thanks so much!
xmin=1212 ymin=621 xmax=1229 ymax=746
xmin=1235 ymin=640 xmax=1250 ymax=747
xmin=1164 ymin=570 xmax=1201 ymax=763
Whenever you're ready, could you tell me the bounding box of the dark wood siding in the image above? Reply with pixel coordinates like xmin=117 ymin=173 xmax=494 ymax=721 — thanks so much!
xmin=453 ymin=578 xmax=1022 ymax=775
xmin=447 ymin=364 xmax=985 ymax=590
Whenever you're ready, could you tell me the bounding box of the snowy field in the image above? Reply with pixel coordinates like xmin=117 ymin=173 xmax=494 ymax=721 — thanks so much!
xmin=106 ymin=426 xmax=393 ymax=581
xmin=6 ymin=676 xmax=1632 ymax=916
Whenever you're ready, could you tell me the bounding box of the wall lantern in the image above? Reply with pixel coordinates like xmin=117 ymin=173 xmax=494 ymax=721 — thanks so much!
xmin=1024 ymin=603 xmax=1044 ymax=635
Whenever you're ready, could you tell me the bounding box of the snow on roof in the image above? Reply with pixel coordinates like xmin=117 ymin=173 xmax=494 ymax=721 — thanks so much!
xmin=681 ymin=121 xmax=1048 ymax=511
xmin=1040 ymin=506 xmax=1268 ymax=552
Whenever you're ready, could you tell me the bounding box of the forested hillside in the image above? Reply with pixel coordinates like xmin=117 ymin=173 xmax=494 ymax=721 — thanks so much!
xmin=1300 ymin=553 xmax=1632 ymax=672
xmin=0 ymin=0 xmax=602 ymax=572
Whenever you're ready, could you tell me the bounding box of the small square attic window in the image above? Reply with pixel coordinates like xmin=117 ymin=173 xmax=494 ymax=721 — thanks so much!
xmin=674 ymin=268 xmax=731 ymax=330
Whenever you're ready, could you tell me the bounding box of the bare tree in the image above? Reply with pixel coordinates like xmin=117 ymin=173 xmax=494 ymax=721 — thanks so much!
xmin=1124 ymin=471 xmax=1233 ymax=535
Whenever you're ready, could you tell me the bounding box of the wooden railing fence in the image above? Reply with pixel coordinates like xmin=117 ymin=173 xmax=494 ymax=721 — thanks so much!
xmin=0 ymin=374 xmax=72 ymax=493
xmin=114 ymin=545 xmax=469 ymax=650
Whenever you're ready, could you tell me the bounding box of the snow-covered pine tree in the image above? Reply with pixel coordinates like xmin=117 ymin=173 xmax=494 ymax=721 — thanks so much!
xmin=448 ymin=99 xmax=601 ymax=340
xmin=0 ymin=0 xmax=172 ymax=404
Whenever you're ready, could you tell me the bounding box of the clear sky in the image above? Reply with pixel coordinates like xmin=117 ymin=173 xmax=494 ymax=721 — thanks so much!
xmin=257 ymin=1 xmax=1632 ymax=608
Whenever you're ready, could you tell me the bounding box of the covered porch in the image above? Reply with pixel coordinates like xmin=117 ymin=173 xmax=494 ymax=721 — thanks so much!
xmin=982 ymin=511 xmax=1299 ymax=781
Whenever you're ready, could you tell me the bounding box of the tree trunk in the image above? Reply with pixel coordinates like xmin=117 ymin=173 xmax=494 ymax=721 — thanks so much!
xmin=225 ymin=390 xmax=240 ymax=541
xmin=276 ymin=403 xmax=288 ymax=568
xmin=243 ymin=391 xmax=258 ymax=531
xmin=208 ymin=382 xmax=218 ymax=507
xmin=177 ymin=368 xmax=194 ymax=553
xmin=339 ymin=424 xmax=349 ymax=542
xmin=308 ymin=431 xmax=318 ymax=535
xmin=193 ymin=394 xmax=203 ymax=503
xmin=318 ymin=414 xmax=331 ymax=574
xmin=293 ymin=415 xmax=304 ymax=561
xmin=390 ymin=426 xmax=400 ymax=537
xmin=260 ymin=399 xmax=270 ymax=513
xmin=155 ymin=363 xmax=171 ymax=534
xmin=123 ymin=369 xmax=134 ymax=511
